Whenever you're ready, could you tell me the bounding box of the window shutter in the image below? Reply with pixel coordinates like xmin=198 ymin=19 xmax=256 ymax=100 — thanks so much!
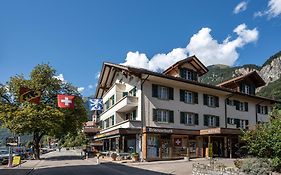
xmin=132 ymin=110 xmax=137 ymax=120
xmin=180 ymin=112 xmax=185 ymax=124
xmin=245 ymin=120 xmax=249 ymax=126
xmin=169 ymin=87 xmax=174 ymax=100
xmin=192 ymin=71 xmax=198 ymax=81
xmin=265 ymin=106 xmax=268 ymax=114
xmin=194 ymin=92 xmax=198 ymax=104
xmin=153 ymin=109 xmax=157 ymax=122
xmin=240 ymin=83 xmax=244 ymax=93
xmin=152 ymin=84 xmax=158 ymax=97
xmin=169 ymin=110 xmax=174 ymax=123
xmin=234 ymin=100 xmax=239 ymax=110
xmin=227 ymin=118 xmax=230 ymax=124
xmin=194 ymin=114 xmax=199 ymax=125
xmin=245 ymin=102 xmax=248 ymax=111
xmin=180 ymin=68 xmax=186 ymax=78
xmin=250 ymin=84 xmax=256 ymax=95
xmin=180 ymin=90 xmax=185 ymax=102
xmin=215 ymin=116 xmax=220 ymax=127
xmin=203 ymin=94 xmax=208 ymax=105
xmin=204 ymin=115 xmax=209 ymax=126
xmin=257 ymin=104 xmax=261 ymax=113
xmin=215 ymin=96 xmax=219 ymax=107
xmin=234 ymin=119 xmax=240 ymax=128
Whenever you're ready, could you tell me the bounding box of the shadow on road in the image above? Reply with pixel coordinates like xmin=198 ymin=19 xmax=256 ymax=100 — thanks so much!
xmin=43 ymin=155 xmax=82 ymax=161
xmin=0 ymin=168 xmax=32 ymax=175
xmin=31 ymin=163 xmax=172 ymax=175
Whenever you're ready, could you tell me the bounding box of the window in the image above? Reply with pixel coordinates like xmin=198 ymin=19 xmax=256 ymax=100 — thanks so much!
xmin=129 ymin=87 xmax=137 ymax=96
xmin=180 ymin=112 xmax=199 ymax=125
xmin=123 ymin=92 xmax=128 ymax=97
xmin=257 ymin=105 xmax=268 ymax=114
xmin=180 ymin=90 xmax=198 ymax=104
xmin=179 ymin=68 xmax=198 ymax=81
xmin=234 ymin=100 xmax=248 ymax=111
xmin=203 ymin=94 xmax=219 ymax=107
xmin=226 ymin=99 xmax=234 ymax=106
xmin=152 ymin=84 xmax=173 ymax=100
xmin=204 ymin=115 xmax=219 ymax=127
xmin=228 ymin=118 xmax=249 ymax=129
xmin=126 ymin=110 xmax=137 ymax=120
xmin=158 ymin=86 xmax=169 ymax=100
xmin=111 ymin=115 xmax=115 ymax=126
xmin=105 ymin=100 xmax=110 ymax=110
xmin=104 ymin=118 xmax=110 ymax=128
xmin=110 ymin=95 xmax=115 ymax=106
xmin=244 ymin=84 xmax=250 ymax=95
xmin=153 ymin=109 xmax=174 ymax=123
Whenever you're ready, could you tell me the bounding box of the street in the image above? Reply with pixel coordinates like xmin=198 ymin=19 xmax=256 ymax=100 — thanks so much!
xmin=30 ymin=149 xmax=168 ymax=175
xmin=0 ymin=149 xmax=236 ymax=175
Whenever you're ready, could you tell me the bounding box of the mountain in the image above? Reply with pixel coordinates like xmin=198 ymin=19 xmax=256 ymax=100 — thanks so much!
xmin=201 ymin=51 xmax=281 ymax=100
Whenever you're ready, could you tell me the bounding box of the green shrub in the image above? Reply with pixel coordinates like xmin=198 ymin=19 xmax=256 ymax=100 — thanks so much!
xmin=241 ymin=158 xmax=272 ymax=175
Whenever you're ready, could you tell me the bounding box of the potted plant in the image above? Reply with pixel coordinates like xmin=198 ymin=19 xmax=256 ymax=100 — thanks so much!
xmin=111 ymin=152 xmax=117 ymax=161
xmin=131 ymin=152 xmax=139 ymax=162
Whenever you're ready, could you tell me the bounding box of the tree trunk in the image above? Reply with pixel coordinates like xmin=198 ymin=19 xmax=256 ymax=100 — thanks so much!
xmin=33 ymin=131 xmax=44 ymax=160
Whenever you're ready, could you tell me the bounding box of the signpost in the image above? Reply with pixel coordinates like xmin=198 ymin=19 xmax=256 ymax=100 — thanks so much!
xmin=12 ymin=156 xmax=21 ymax=166
xmin=6 ymin=137 xmax=18 ymax=168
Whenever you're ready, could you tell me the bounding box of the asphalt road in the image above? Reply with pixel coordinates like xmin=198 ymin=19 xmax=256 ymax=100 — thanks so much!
xmin=30 ymin=150 xmax=168 ymax=175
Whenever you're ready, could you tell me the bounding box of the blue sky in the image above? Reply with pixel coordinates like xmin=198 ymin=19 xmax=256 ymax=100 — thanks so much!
xmin=0 ymin=0 xmax=281 ymax=97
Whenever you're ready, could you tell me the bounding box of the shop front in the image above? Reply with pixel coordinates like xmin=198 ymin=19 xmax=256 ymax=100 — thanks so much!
xmin=143 ymin=127 xmax=199 ymax=161
xmin=94 ymin=128 xmax=141 ymax=153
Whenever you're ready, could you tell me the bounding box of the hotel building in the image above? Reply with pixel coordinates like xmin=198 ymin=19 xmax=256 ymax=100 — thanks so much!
xmin=93 ymin=56 xmax=278 ymax=161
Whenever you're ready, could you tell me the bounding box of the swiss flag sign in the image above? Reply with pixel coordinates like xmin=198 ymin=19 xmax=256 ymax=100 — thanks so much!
xmin=57 ymin=94 xmax=75 ymax=109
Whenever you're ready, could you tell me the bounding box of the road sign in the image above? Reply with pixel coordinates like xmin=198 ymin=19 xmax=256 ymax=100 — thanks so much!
xmin=6 ymin=137 xmax=18 ymax=146
xmin=12 ymin=156 xmax=21 ymax=166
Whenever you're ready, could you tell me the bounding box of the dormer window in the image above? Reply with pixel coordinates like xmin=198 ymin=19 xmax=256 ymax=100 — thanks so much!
xmin=240 ymin=83 xmax=255 ymax=95
xmin=179 ymin=68 xmax=198 ymax=81
xmin=244 ymin=84 xmax=250 ymax=94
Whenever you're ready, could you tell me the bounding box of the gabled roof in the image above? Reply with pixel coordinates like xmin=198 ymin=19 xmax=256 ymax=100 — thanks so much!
xmin=163 ymin=55 xmax=208 ymax=76
xmin=94 ymin=62 xmax=279 ymax=104
xmin=217 ymin=71 xmax=266 ymax=88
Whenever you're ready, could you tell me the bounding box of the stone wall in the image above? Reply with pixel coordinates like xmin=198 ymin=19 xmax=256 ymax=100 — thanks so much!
xmin=192 ymin=163 xmax=246 ymax=175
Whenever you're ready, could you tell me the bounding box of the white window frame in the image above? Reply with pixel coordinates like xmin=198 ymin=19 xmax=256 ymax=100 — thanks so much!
xmin=184 ymin=91 xmax=193 ymax=103
xmin=228 ymin=118 xmax=235 ymax=125
xmin=239 ymin=102 xmax=245 ymax=111
xmin=208 ymin=116 xmax=216 ymax=127
xmin=244 ymin=84 xmax=250 ymax=94
xmin=186 ymin=70 xmax=192 ymax=80
xmin=207 ymin=96 xmax=215 ymax=107
xmin=157 ymin=110 xmax=169 ymax=123
xmin=158 ymin=86 xmax=169 ymax=100
xmin=185 ymin=113 xmax=194 ymax=125
xmin=260 ymin=106 xmax=267 ymax=114
xmin=240 ymin=120 xmax=246 ymax=129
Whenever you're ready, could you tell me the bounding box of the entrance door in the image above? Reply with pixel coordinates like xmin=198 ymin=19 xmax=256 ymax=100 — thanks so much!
xmin=161 ymin=135 xmax=170 ymax=159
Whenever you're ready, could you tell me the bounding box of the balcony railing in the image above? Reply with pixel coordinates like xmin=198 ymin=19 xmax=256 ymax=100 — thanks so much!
xmin=100 ymin=120 xmax=141 ymax=134
xmin=100 ymin=96 xmax=138 ymax=119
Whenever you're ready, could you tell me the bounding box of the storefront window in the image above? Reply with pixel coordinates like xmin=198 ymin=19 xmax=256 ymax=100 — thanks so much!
xmin=147 ymin=134 xmax=159 ymax=159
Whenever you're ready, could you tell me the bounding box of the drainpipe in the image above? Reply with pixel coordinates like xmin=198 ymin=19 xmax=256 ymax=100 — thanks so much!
xmin=225 ymin=93 xmax=235 ymax=128
xmin=140 ymin=75 xmax=149 ymax=162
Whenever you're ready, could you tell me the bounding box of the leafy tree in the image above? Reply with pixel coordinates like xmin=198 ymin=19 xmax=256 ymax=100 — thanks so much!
xmin=0 ymin=64 xmax=87 ymax=159
xmin=242 ymin=108 xmax=281 ymax=171
xmin=61 ymin=132 xmax=89 ymax=148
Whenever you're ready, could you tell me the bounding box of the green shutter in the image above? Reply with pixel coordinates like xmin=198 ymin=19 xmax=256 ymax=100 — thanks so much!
xmin=257 ymin=105 xmax=261 ymax=113
xmin=240 ymin=83 xmax=244 ymax=93
xmin=153 ymin=109 xmax=157 ymax=122
xmin=193 ymin=92 xmax=198 ymax=104
xmin=265 ymin=106 xmax=268 ymax=114
xmin=111 ymin=95 xmax=115 ymax=105
xmin=204 ymin=115 xmax=209 ymax=126
xmin=180 ymin=89 xmax=185 ymax=102
xmin=169 ymin=87 xmax=174 ymax=100
xmin=226 ymin=98 xmax=230 ymax=105
xmin=234 ymin=100 xmax=239 ymax=110
xmin=194 ymin=114 xmax=199 ymax=125
xmin=152 ymin=84 xmax=158 ymax=97
xmin=203 ymin=94 xmax=208 ymax=105
xmin=132 ymin=110 xmax=137 ymax=120
xmin=215 ymin=96 xmax=219 ymax=107
xmin=169 ymin=111 xmax=174 ymax=123
xmin=192 ymin=71 xmax=198 ymax=81
xmin=250 ymin=84 xmax=256 ymax=95
xmin=234 ymin=119 xmax=240 ymax=128
xmin=180 ymin=68 xmax=186 ymax=78
xmin=215 ymin=116 xmax=220 ymax=127
xmin=180 ymin=112 xmax=185 ymax=124
xmin=245 ymin=102 xmax=248 ymax=111
xmin=227 ymin=118 xmax=230 ymax=124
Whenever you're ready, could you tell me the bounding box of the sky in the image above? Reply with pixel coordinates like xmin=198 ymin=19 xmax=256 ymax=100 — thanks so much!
xmin=0 ymin=0 xmax=281 ymax=97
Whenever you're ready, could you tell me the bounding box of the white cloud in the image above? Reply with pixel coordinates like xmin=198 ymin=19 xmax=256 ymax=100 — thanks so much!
xmin=234 ymin=1 xmax=248 ymax=14
xmin=88 ymin=84 xmax=94 ymax=89
xmin=95 ymin=72 xmax=100 ymax=79
xmin=53 ymin=73 xmax=65 ymax=82
xmin=121 ymin=23 xmax=258 ymax=70
xmin=77 ymin=87 xmax=85 ymax=93
xmin=254 ymin=0 xmax=281 ymax=18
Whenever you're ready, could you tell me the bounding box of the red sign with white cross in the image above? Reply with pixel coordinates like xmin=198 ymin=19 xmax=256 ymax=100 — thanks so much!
xmin=174 ymin=138 xmax=182 ymax=147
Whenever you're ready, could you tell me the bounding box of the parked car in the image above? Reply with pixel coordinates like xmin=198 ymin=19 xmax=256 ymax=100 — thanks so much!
xmin=0 ymin=150 xmax=10 ymax=165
